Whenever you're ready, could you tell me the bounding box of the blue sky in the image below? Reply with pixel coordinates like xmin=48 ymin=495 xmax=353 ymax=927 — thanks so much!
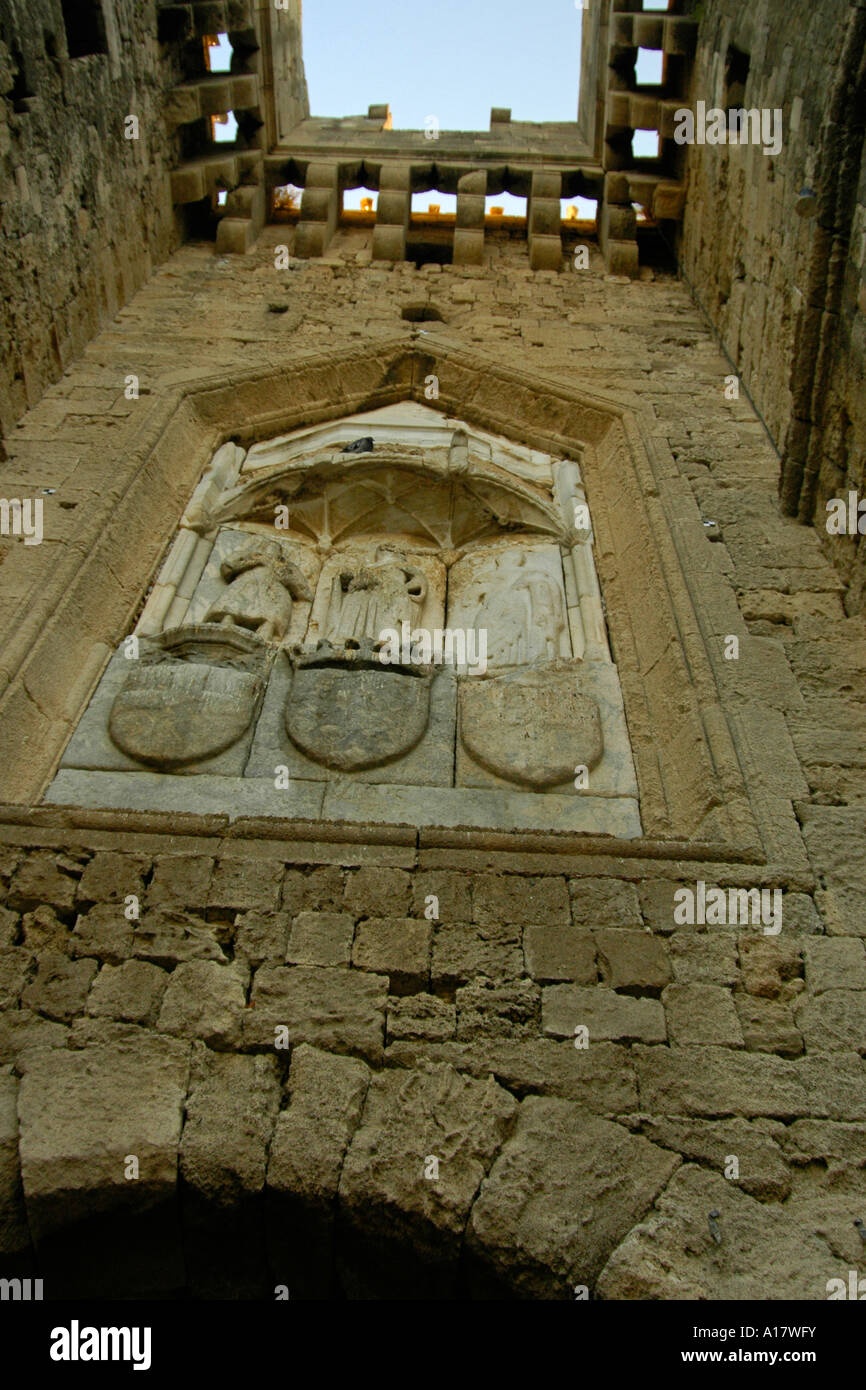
xmin=301 ymin=1 xmax=585 ymax=130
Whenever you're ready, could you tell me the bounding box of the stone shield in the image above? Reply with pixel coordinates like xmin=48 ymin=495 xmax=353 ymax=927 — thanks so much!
xmin=285 ymin=658 xmax=432 ymax=771
xmin=459 ymin=664 xmax=603 ymax=788
xmin=109 ymin=661 xmax=262 ymax=768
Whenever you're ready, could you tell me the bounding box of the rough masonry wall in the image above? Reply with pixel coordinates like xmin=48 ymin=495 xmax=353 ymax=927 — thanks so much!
xmin=2 ymin=835 xmax=863 ymax=1299
xmin=0 ymin=225 xmax=864 ymax=1296
xmin=680 ymin=0 xmax=866 ymax=609
xmin=0 ymin=0 xmax=182 ymax=442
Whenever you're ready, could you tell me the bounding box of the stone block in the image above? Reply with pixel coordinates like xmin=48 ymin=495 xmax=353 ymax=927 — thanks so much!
xmin=0 ymin=1070 xmax=29 ymax=1255
xmin=0 ymin=949 xmax=32 ymax=1010
xmin=638 ymin=880 xmax=683 ymax=932
xmin=595 ymin=929 xmax=671 ymax=992
xmin=735 ymin=995 xmax=802 ymax=1056
xmin=596 ymin=1165 xmax=841 ymax=1300
xmin=233 ymin=910 xmax=291 ymax=966
xmin=20 ymin=906 xmax=68 ymax=954
xmin=529 ymin=199 xmax=561 ymax=238
xmin=157 ymin=961 xmax=247 ymax=1047
xmin=344 ymin=867 xmax=411 ymax=918
xmin=22 ymin=953 xmax=98 ymax=1023
xmin=339 ymin=1063 xmax=516 ymax=1296
xmin=473 ymin=875 xmax=570 ymax=927
xmin=170 ymin=165 xmax=206 ymax=204
xmin=69 ymin=904 xmax=134 ymax=964
xmin=215 ymin=216 xmax=255 ymax=256
xmin=163 ymin=86 xmax=202 ymax=129
xmin=543 ymin=984 xmax=665 ymax=1044
xmin=352 ymin=918 xmax=431 ymax=993
xmin=652 ymin=180 xmax=686 ymax=219
xmin=669 ymin=930 xmax=739 ymax=985
xmin=181 ymin=1050 xmax=280 ymax=1202
xmin=287 ymin=911 xmax=354 ymax=967
xmin=456 ymin=979 xmax=540 ymax=1039
xmin=77 ymin=852 xmax=149 ymax=905
xmin=8 ymin=853 xmax=79 ymax=915
xmin=529 ymin=234 xmax=563 ymax=271
xmin=411 ymin=871 xmax=472 ymax=923
xmin=17 ymin=1035 xmax=190 ymax=1240
xmin=0 ymin=908 xmax=18 ymax=949
xmin=269 ymin=1044 xmax=369 ymax=1204
xmin=570 ymin=878 xmax=641 ymax=928
xmin=132 ymin=909 xmax=226 ymax=967
xmin=148 ymin=855 xmax=214 ymax=910
xmin=86 ymin=961 xmax=168 ymax=1026
xmin=662 ymin=983 xmax=744 ymax=1047
xmin=371 ymin=224 xmax=406 ymax=262
xmin=634 ymin=1045 xmax=866 ymax=1120
xmin=456 ymin=195 xmax=485 ymax=229
xmin=739 ymin=937 xmax=802 ymax=999
xmin=387 ymin=993 xmax=456 ymax=1043
xmin=639 ymin=1117 xmax=790 ymax=1202
xmin=208 ymin=857 xmax=282 ymax=917
xmin=376 ymin=191 xmax=410 ymax=226
xmin=467 ymin=1098 xmax=678 ymax=1297
xmin=800 ymin=807 xmax=866 ymax=937
xmin=452 ymin=228 xmax=485 ymax=265
xmin=803 ymin=938 xmax=866 ymax=994
xmin=795 ymin=991 xmax=866 ymax=1054
xmin=524 ymin=926 xmax=596 ymax=983
xmin=601 ymin=203 xmax=637 ymax=241
xmin=604 ymin=239 xmax=640 ymax=278
xmin=246 ymin=965 xmax=387 ymax=1063
xmin=432 ymin=922 xmax=523 ymax=990
xmin=0 ymin=1011 xmax=68 ymax=1066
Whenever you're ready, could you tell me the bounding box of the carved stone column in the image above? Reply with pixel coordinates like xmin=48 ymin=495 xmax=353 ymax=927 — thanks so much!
xmin=372 ymin=163 xmax=412 ymax=262
xmin=294 ymin=160 xmax=340 ymax=258
xmin=528 ymin=171 xmax=562 ymax=271
xmin=599 ymin=171 xmax=639 ymax=278
xmin=454 ymin=170 xmax=486 ymax=266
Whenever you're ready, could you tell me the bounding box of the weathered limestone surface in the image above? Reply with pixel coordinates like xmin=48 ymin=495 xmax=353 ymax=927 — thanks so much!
xmin=0 ymin=1 xmax=864 ymax=1298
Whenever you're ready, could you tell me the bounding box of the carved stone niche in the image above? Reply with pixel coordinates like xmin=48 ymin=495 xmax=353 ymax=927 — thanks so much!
xmin=48 ymin=405 xmax=642 ymax=837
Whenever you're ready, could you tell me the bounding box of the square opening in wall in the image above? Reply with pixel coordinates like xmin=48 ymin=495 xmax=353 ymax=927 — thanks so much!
xmin=485 ymin=193 xmax=527 ymax=220
xmin=203 ymin=34 xmax=233 ymax=73
xmin=411 ymin=192 xmax=457 ymax=217
xmin=561 ymin=197 xmax=597 ymax=225
xmin=636 ymin=48 xmax=664 ymax=85
xmin=342 ymin=188 xmax=378 ymax=216
xmin=211 ymin=111 xmax=238 ymax=143
xmin=725 ymin=45 xmax=751 ymax=111
xmin=632 ymin=129 xmax=660 ymax=158
xmin=60 ymin=0 xmax=108 ymax=59
xmin=273 ymin=184 xmax=302 ymax=217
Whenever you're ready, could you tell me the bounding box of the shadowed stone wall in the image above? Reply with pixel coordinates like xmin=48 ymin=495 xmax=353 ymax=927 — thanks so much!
xmin=0 ymin=0 xmax=184 ymax=441
xmin=679 ymin=0 xmax=866 ymax=609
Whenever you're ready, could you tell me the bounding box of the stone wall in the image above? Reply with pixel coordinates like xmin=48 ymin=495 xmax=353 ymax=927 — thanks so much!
xmin=0 ymin=0 xmax=183 ymax=442
xmin=680 ymin=0 xmax=866 ymax=609
xmin=0 ymin=223 xmax=864 ymax=1297
xmin=1 ymin=828 xmax=864 ymax=1298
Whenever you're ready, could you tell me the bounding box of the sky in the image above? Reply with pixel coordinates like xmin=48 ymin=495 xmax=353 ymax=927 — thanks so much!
xmin=301 ymin=0 xmax=586 ymax=130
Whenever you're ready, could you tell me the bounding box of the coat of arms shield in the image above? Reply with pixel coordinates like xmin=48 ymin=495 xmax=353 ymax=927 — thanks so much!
xmin=108 ymin=625 xmax=267 ymax=768
xmin=459 ymin=663 xmax=603 ymax=788
xmin=285 ymin=645 xmax=433 ymax=771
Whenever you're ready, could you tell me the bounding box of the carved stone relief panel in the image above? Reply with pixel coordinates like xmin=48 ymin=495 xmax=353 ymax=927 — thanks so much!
xmin=447 ymin=541 xmax=572 ymax=669
xmin=48 ymin=405 xmax=642 ymax=837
